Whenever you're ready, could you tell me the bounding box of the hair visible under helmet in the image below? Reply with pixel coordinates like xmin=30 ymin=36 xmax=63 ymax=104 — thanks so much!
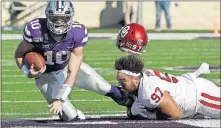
xmin=115 ymin=55 xmax=144 ymax=76
xmin=45 ymin=0 xmax=74 ymax=35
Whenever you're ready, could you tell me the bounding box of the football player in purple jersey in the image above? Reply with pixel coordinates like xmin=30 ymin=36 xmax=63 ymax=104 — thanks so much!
xmin=14 ymin=0 xmax=125 ymax=121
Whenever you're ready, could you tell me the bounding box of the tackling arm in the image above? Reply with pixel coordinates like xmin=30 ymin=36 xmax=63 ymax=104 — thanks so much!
xmin=157 ymin=91 xmax=183 ymax=120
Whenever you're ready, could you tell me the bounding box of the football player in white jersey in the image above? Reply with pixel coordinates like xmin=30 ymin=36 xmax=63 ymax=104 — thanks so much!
xmin=114 ymin=55 xmax=220 ymax=120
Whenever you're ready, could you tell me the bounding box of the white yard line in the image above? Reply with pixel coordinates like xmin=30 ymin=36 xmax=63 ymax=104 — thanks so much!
xmin=1 ymin=112 xmax=220 ymax=127
xmin=2 ymin=90 xmax=40 ymax=93
xmin=54 ymin=121 xmax=118 ymax=125
xmin=175 ymin=119 xmax=220 ymax=128
xmin=2 ymin=81 xmax=35 ymax=84
xmin=1 ymin=112 xmax=126 ymax=116
xmin=2 ymin=75 xmax=25 ymax=77
xmin=2 ymin=33 xmax=220 ymax=40
xmin=2 ymin=56 xmax=220 ymax=65
xmin=2 ymin=89 xmax=89 ymax=93
xmin=3 ymin=49 xmax=220 ymax=56
xmin=2 ymin=80 xmax=117 ymax=85
xmin=2 ymin=55 xmax=220 ymax=60
xmin=163 ymin=66 xmax=220 ymax=72
xmin=2 ymin=114 xmax=220 ymax=128
xmin=2 ymin=99 xmax=112 ymax=103
xmin=3 ymin=79 xmax=219 ymax=93
xmin=2 ymin=69 xmax=20 ymax=72
xmin=2 ymin=52 xmax=220 ymax=58
xmin=2 ymin=60 xmax=220 ymax=67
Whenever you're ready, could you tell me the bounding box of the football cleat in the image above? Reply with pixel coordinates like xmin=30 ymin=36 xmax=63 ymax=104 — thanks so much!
xmin=77 ymin=109 xmax=86 ymax=120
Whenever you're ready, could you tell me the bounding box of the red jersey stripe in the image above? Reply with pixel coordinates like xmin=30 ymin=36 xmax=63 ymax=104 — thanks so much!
xmin=201 ymin=93 xmax=221 ymax=102
xmin=200 ymin=100 xmax=221 ymax=109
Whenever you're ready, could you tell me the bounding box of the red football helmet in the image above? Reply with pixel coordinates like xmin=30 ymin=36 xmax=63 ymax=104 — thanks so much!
xmin=116 ymin=23 xmax=148 ymax=54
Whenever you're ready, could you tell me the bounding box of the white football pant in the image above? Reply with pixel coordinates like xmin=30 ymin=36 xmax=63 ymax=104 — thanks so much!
xmin=35 ymin=62 xmax=112 ymax=121
xmin=195 ymin=77 xmax=220 ymax=118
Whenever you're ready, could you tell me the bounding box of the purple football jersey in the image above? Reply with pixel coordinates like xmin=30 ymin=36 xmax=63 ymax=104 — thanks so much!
xmin=23 ymin=18 xmax=88 ymax=73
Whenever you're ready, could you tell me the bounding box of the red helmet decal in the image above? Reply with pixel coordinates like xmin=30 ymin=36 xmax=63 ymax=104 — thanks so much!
xmin=117 ymin=23 xmax=148 ymax=54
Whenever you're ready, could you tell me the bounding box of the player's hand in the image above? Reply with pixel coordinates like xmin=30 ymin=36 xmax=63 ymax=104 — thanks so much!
xmin=48 ymin=100 xmax=63 ymax=115
xmin=131 ymin=100 xmax=147 ymax=118
xmin=115 ymin=87 xmax=136 ymax=107
xmin=27 ymin=64 xmax=46 ymax=78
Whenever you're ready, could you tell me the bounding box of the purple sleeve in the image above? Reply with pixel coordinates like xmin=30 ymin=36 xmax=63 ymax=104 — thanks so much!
xmin=73 ymin=24 xmax=88 ymax=49
xmin=22 ymin=18 xmax=43 ymax=43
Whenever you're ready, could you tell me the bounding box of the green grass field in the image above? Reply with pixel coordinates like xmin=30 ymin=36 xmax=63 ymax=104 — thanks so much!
xmin=2 ymin=29 xmax=218 ymax=34
xmin=1 ymin=39 xmax=220 ymax=119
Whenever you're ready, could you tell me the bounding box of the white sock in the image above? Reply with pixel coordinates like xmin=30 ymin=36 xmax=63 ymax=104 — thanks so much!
xmin=194 ymin=62 xmax=211 ymax=77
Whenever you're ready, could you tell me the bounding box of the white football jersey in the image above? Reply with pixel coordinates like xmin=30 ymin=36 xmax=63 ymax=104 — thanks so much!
xmin=137 ymin=69 xmax=197 ymax=118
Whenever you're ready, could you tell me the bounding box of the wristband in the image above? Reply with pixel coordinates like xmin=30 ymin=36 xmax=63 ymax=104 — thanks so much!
xmin=21 ymin=65 xmax=29 ymax=77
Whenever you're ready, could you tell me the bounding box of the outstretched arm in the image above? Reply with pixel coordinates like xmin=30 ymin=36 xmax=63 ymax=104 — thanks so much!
xmin=156 ymin=91 xmax=183 ymax=120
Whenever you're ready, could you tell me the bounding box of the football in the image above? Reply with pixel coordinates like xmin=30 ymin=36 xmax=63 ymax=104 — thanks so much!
xmin=24 ymin=52 xmax=45 ymax=71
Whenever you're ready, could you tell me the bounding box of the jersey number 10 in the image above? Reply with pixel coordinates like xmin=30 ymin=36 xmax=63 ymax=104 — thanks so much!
xmin=44 ymin=51 xmax=69 ymax=65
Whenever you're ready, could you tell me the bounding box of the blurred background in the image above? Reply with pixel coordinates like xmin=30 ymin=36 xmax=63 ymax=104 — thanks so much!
xmin=1 ymin=0 xmax=220 ymax=32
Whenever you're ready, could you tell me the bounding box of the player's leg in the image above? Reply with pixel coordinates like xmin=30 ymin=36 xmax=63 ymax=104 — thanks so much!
xmin=131 ymin=2 xmax=138 ymax=23
xmin=124 ymin=2 xmax=132 ymax=24
xmin=155 ymin=1 xmax=161 ymax=29
xmin=75 ymin=62 xmax=111 ymax=95
xmin=35 ymin=69 xmax=82 ymax=121
xmin=162 ymin=1 xmax=171 ymax=29
xmin=195 ymin=78 xmax=220 ymax=118
xmin=75 ymin=62 xmax=127 ymax=105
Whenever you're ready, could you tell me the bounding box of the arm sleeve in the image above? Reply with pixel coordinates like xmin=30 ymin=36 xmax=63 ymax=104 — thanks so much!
xmin=23 ymin=24 xmax=33 ymax=43
xmin=73 ymin=25 xmax=88 ymax=49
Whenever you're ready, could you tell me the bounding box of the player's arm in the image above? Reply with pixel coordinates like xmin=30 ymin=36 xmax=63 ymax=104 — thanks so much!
xmin=156 ymin=91 xmax=183 ymax=120
xmin=53 ymin=47 xmax=84 ymax=105
xmin=14 ymin=40 xmax=36 ymax=78
xmin=14 ymin=40 xmax=34 ymax=69
xmin=65 ymin=47 xmax=84 ymax=87
xmin=52 ymin=47 xmax=83 ymax=105
xmin=14 ymin=40 xmax=45 ymax=78
xmin=142 ymin=80 xmax=183 ymax=120
xmin=15 ymin=20 xmax=46 ymax=78
xmin=54 ymin=25 xmax=87 ymax=103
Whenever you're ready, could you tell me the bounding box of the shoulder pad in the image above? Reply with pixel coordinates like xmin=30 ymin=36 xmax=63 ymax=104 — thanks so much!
xmin=23 ymin=18 xmax=44 ymax=43
xmin=69 ymin=22 xmax=88 ymax=48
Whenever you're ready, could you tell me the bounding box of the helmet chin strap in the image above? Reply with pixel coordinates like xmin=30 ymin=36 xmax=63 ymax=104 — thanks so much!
xmin=49 ymin=31 xmax=65 ymax=42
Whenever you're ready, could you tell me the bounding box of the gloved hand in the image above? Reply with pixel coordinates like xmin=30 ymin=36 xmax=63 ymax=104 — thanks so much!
xmin=130 ymin=99 xmax=147 ymax=118
xmin=113 ymin=87 xmax=136 ymax=107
